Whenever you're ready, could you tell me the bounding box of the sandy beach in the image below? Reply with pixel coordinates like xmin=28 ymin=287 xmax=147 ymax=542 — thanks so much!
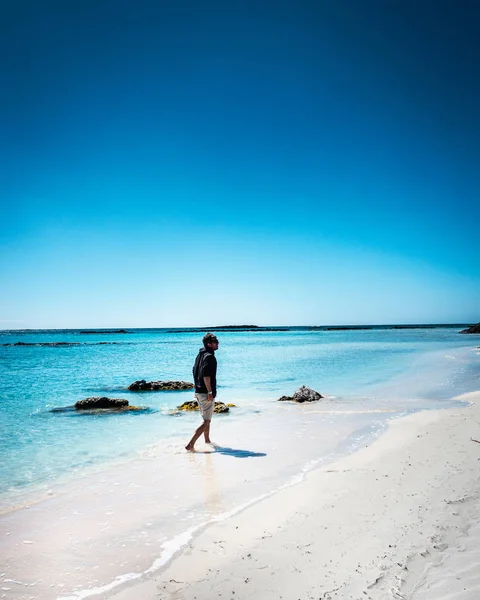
xmin=105 ymin=390 xmax=480 ymax=600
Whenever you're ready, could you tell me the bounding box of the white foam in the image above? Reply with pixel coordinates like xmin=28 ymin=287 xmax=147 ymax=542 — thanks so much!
xmin=57 ymin=572 xmax=141 ymax=600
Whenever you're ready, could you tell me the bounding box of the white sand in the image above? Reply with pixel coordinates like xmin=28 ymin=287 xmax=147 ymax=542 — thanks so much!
xmin=106 ymin=391 xmax=480 ymax=600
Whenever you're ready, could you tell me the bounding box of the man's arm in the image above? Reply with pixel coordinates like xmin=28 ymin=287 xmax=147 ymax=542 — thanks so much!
xmin=203 ymin=377 xmax=213 ymax=396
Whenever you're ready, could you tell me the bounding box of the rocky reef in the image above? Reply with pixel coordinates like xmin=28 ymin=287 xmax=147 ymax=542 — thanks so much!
xmin=1 ymin=341 xmax=117 ymax=346
xmin=75 ymin=397 xmax=129 ymax=409
xmin=176 ymin=400 xmax=234 ymax=414
xmin=460 ymin=323 xmax=480 ymax=334
xmin=278 ymin=386 xmax=324 ymax=403
xmin=50 ymin=397 xmax=148 ymax=413
xmin=128 ymin=380 xmax=194 ymax=391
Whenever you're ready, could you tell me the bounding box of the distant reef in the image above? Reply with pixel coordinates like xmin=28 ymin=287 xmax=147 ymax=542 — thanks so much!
xmin=79 ymin=329 xmax=129 ymax=334
xmin=460 ymin=323 xmax=480 ymax=334
xmin=166 ymin=325 xmax=289 ymax=333
xmin=1 ymin=341 xmax=118 ymax=347
xmin=309 ymin=324 xmax=467 ymax=331
xmin=206 ymin=325 xmax=259 ymax=329
xmin=321 ymin=326 xmax=373 ymax=331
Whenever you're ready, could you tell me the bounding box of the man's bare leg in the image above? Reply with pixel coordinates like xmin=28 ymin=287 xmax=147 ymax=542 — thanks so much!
xmin=185 ymin=421 xmax=207 ymax=451
xmin=204 ymin=420 xmax=211 ymax=444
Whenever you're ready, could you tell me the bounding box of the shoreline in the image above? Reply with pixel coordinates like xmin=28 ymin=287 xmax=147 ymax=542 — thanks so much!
xmin=2 ymin=330 xmax=476 ymax=511
xmin=105 ymin=390 xmax=480 ymax=600
xmin=2 ymin=341 xmax=479 ymax=600
xmin=2 ymin=402 xmax=405 ymax=600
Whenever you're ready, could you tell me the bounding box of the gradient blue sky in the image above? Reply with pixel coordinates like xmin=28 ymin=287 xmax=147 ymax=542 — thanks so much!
xmin=1 ymin=0 xmax=479 ymax=328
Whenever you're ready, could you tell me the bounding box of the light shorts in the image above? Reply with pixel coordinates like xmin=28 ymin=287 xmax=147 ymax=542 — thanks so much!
xmin=195 ymin=393 xmax=214 ymax=421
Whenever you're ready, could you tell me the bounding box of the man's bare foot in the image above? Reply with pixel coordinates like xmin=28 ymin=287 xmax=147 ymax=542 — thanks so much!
xmin=185 ymin=444 xmax=194 ymax=451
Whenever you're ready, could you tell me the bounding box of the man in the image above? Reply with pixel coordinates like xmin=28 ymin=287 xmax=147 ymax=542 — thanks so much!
xmin=185 ymin=333 xmax=219 ymax=451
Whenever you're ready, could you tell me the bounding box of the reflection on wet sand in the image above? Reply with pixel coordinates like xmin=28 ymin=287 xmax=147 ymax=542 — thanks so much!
xmin=188 ymin=450 xmax=224 ymax=516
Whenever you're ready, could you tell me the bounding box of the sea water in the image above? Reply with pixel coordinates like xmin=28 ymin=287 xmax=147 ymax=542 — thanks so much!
xmin=0 ymin=326 xmax=477 ymax=501
xmin=0 ymin=326 xmax=479 ymax=599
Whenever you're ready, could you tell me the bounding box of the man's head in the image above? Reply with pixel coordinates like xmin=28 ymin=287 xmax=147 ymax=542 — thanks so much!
xmin=203 ymin=333 xmax=219 ymax=350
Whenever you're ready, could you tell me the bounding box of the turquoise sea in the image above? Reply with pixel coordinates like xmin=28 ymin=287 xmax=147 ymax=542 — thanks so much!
xmin=1 ymin=325 xmax=478 ymax=504
xmin=1 ymin=326 xmax=479 ymax=600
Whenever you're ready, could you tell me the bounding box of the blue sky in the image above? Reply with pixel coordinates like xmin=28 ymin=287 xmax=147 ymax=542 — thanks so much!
xmin=1 ymin=0 xmax=479 ymax=328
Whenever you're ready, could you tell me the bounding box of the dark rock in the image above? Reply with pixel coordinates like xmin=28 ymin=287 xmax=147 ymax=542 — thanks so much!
xmin=177 ymin=400 xmax=230 ymax=414
xmin=128 ymin=380 xmax=194 ymax=391
xmin=75 ymin=397 xmax=129 ymax=410
xmin=460 ymin=323 xmax=480 ymax=334
xmin=278 ymin=386 xmax=324 ymax=403
xmin=176 ymin=400 xmax=198 ymax=411
xmin=293 ymin=386 xmax=324 ymax=402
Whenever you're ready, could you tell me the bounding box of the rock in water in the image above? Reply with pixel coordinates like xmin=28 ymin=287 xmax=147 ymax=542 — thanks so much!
xmin=293 ymin=386 xmax=323 ymax=402
xmin=75 ymin=397 xmax=129 ymax=410
xmin=278 ymin=386 xmax=324 ymax=403
xmin=128 ymin=380 xmax=194 ymax=391
xmin=293 ymin=386 xmax=324 ymax=402
xmin=460 ymin=323 xmax=480 ymax=334
xmin=177 ymin=400 xmax=230 ymax=414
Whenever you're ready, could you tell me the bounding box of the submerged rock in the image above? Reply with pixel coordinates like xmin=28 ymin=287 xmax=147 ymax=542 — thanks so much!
xmin=177 ymin=400 xmax=231 ymax=414
xmin=51 ymin=400 xmax=148 ymax=413
xmin=460 ymin=323 xmax=480 ymax=334
xmin=128 ymin=380 xmax=194 ymax=391
xmin=75 ymin=397 xmax=129 ymax=410
xmin=278 ymin=386 xmax=324 ymax=403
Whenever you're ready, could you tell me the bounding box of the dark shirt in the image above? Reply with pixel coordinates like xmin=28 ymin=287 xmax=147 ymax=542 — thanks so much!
xmin=192 ymin=347 xmax=217 ymax=397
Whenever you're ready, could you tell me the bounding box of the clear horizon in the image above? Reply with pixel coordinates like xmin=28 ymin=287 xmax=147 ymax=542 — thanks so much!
xmin=1 ymin=1 xmax=479 ymax=329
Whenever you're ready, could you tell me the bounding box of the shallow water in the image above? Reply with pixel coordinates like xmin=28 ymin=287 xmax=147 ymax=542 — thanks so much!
xmin=0 ymin=326 xmax=479 ymax=599
xmin=0 ymin=326 xmax=477 ymax=502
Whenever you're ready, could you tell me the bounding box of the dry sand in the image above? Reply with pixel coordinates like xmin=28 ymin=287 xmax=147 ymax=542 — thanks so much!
xmin=106 ymin=391 xmax=480 ymax=600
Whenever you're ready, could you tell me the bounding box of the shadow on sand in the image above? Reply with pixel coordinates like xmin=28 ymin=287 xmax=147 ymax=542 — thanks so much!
xmin=211 ymin=443 xmax=266 ymax=458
